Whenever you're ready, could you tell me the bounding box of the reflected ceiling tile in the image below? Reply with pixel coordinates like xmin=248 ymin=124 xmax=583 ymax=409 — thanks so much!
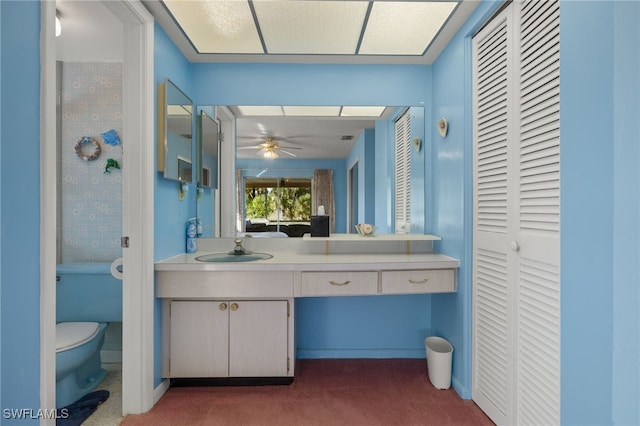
xmin=341 ymin=106 xmax=386 ymax=117
xmin=359 ymin=2 xmax=458 ymax=55
xmin=163 ymin=0 xmax=263 ymax=54
xmin=237 ymin=106 xmax=284 ymax=116
xmin=253 ymin=1 xmax=369 ymax=54
xmin=283 ymin=106 xmax=341 ymax=116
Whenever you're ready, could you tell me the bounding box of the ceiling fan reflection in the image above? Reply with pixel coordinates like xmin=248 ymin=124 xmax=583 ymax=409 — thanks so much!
xmin=238 ymin=138 xmax=301 ymax=159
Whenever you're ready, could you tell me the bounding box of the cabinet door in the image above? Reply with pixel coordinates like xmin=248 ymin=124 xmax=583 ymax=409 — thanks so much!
xmin=228 ymin=300 xmax=289 ymax=377
xmin=169 ymin=301 xmax=229 ymax=377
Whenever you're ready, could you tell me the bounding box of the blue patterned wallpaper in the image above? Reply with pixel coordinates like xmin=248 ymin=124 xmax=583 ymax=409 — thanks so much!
xmin=60 ymin=62 xmax=123 ymax=262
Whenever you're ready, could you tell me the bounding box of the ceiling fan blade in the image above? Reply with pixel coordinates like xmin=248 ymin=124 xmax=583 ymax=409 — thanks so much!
xmin=280 ymin=149 xmax=297 ymax=157
xmin=278 ymin=145 xmax=302 ymax=150
xmin=237 ymin=146 xmax=260 ymax=150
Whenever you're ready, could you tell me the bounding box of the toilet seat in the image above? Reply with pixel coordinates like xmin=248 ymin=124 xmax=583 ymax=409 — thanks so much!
xmin=56 ymin=322 xmax=100 ymax=353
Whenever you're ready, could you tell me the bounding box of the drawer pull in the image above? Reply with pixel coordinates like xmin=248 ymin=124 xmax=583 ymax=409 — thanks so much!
xmin=408 ymin=277 xmax=430 ymax=284
xmin=329 ymin=280 xmax=350 ymax=286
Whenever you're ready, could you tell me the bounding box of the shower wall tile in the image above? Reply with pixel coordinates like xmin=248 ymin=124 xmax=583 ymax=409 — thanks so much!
xmin=61 ymin=62 xmax=123 ymax=262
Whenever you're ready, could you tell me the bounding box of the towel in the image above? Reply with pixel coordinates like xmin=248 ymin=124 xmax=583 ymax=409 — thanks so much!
xmin=57 ymin=390 xmax=109 ymax=426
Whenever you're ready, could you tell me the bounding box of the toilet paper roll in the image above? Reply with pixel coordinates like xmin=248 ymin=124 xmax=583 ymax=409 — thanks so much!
xmin=110 ymin=258 xmax=123 ymax=280
xmin=318 ymin=205 xmax=325 ymax=215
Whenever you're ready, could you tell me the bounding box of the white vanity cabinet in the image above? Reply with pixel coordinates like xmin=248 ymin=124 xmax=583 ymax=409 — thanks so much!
xmin=156 ymin=245 xmax=460 ymax=382
xmin=157 ymin=270 xmax=295 ymax=379
xmin=165 ymin=299 xmax=291 ymax=378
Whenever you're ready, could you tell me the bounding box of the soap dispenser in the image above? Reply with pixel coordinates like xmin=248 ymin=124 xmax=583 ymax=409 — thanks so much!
xmin=186 ymin=218 xmax=197 ymax=253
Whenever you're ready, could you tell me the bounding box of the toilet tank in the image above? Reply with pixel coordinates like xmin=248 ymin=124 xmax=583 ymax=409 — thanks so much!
xmin=56 ymin=262 xmax=122 ymax=323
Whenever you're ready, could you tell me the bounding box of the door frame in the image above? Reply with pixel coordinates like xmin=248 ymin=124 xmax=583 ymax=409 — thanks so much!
xmin=40 ymin=0 xmax=156 ymax=417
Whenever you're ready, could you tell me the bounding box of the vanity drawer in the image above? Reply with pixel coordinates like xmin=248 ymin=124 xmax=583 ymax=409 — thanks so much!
xmin=301 ymin=271 xmax=378 ymax=296
xmin=381 ymin=269 xmax=455 ymax=294
xmin=156 ymin=271 xmax=294 ymax=298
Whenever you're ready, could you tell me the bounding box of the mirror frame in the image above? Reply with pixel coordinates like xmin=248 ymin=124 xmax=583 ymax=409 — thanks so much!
xmin=196 ymin=108 xmax=219 ymax=189
xmin=157 ymin=78 xmax=194 ymax=182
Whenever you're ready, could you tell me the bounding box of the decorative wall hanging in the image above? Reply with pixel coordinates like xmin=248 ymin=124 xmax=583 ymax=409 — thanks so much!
xmin=101 ymin=129 xmax=121 ymax=146
xmin=74 ymin=136 xmax=102 ymax=161
xmin=437 ymin=118 xmax=448 ymax=138
xmin=104 ymin=158 xmax=121 ymax=174
xmin=413 ymin=137 xmax=422 ymax=152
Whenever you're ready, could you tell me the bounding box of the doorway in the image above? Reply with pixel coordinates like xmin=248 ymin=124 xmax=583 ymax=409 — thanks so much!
xmin=41 ymin=0 xmax=155 ymax=418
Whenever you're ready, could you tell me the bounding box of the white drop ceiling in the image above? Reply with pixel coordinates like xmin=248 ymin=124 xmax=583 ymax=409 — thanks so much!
xmin=143 ymin=0 xmax=479 ymax=64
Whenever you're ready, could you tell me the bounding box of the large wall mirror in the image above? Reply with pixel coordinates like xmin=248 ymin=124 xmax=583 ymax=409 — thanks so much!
xmin=197 ymin=105 xmax=424 ymax=239
xmin=196 ymin=109 xmax=219 ymax=189
xmin=157 ymin=78 xmax=193 ymax=182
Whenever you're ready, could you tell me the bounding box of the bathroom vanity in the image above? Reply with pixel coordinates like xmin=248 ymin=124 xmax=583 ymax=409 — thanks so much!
xmin=155 ymin=235 xmax=459 ymax=380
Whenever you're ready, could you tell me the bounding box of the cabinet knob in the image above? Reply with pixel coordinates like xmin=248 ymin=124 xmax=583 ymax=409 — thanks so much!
xmin=510 ymin=240 xmax=520 ymax=252
xmin=219 ymin=303 xmax=228 ymax=311
xmin=230 ymin=303 xmax=239 ymax=311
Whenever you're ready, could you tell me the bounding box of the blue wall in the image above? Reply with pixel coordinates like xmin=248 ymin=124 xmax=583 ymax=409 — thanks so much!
xmin=612 ymin=3 xmax=640 ymax=424
xmin=561 ymin=2 xmax=640 ymax=425
xmin=154 ymin=23 xmax=196 ymax=261
xmin=0 ymin=1 xmax=41 ymax=422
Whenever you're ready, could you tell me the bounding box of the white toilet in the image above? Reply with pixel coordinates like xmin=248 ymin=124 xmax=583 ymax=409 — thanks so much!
xmin=56 ymin=322 xmax=108 ymax=408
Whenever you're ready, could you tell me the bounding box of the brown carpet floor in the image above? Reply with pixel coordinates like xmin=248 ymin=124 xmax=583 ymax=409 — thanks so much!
xmin=121 ymin=359 xmax=494 ymax=426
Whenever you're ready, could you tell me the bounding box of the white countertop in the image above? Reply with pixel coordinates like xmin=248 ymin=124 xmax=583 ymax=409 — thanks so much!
xmin=155 ymin=251 xmax=460 ymax=272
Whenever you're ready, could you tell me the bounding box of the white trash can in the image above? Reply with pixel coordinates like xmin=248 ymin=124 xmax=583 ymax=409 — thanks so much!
xmin=425 ymin=336 xmax=453 ymax=390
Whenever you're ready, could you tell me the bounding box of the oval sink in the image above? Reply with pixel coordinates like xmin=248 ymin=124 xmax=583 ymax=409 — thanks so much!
xmin=195 ymin=252 xmax=273 ymax=263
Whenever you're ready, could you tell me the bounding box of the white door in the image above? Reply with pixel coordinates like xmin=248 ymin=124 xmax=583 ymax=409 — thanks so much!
xmin=228 ymin=300 xmax=289 ymax=377
xmin=169 ymin=301 xmax=229 ymax=377
xmin=472 ymin=1 xmax=560 ymax=425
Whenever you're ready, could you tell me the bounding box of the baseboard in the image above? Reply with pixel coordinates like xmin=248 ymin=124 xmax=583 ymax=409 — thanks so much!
xmin=296 ymin=349 xmax=426 ymax=359
xmin=154 ymin=378 xmax=170 ymax=405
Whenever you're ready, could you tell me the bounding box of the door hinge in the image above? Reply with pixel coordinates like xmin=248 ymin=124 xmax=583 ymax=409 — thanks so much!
xmin=287 ymin=301 xmax=290 ymax=317
xmin=219 ymin=131 xmax=225 ymax=142
xmin=121 ymin=236 xmax=130 ymax=248
xmin=287 ymin=357 xmax=290 ymax=373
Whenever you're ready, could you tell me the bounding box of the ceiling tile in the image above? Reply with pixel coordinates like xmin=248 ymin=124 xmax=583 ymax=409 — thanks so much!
xmin=341 ymin=106 xmax=386 ymax=117
xmin=237 ymin=105 xmax=284 ymax=116
xmin=359 ymin=1 xmax=458 ymax=55
xmin=283 ymin=106 xmax=341 ymax=116
xmin=253 ymin=1 xmax=369 ymax=54
xmin=163 ymin=0 xmax=263 ymax=54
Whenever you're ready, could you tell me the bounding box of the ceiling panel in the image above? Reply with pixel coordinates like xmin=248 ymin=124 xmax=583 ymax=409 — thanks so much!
xmin=253 ymin=1 xmax=369 ymax=54
xmin=163 ymin=0 xmax=263 ymax=53
xmin=145 ymin=0 xmax=477 ymax=64
xmin=359 ymin=2 xmax=458 ymax=55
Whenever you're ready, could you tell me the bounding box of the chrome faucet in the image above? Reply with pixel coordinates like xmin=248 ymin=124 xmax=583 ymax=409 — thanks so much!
xmin=229 ymin=238 xmax=252 ymax=255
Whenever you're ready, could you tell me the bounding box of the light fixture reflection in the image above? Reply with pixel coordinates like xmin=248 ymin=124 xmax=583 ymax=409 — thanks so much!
xmin=55 ymin=13 xmax=62 ymax=37
xmin=262 ymin=149 xmax=278 ymax=159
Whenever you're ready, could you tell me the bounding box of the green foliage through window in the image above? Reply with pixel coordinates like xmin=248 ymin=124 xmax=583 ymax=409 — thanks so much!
xmin=245 ymin=178 xmax=311 ymax=222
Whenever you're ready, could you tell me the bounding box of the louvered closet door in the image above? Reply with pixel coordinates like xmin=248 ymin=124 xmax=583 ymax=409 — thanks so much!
xmin=472 ymin=7 xmax=514 ymax=425
xmin=472 ymin=1 xmax=560 ymax=425
xmin=515 ymin=1 xmax=560 ymax=424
